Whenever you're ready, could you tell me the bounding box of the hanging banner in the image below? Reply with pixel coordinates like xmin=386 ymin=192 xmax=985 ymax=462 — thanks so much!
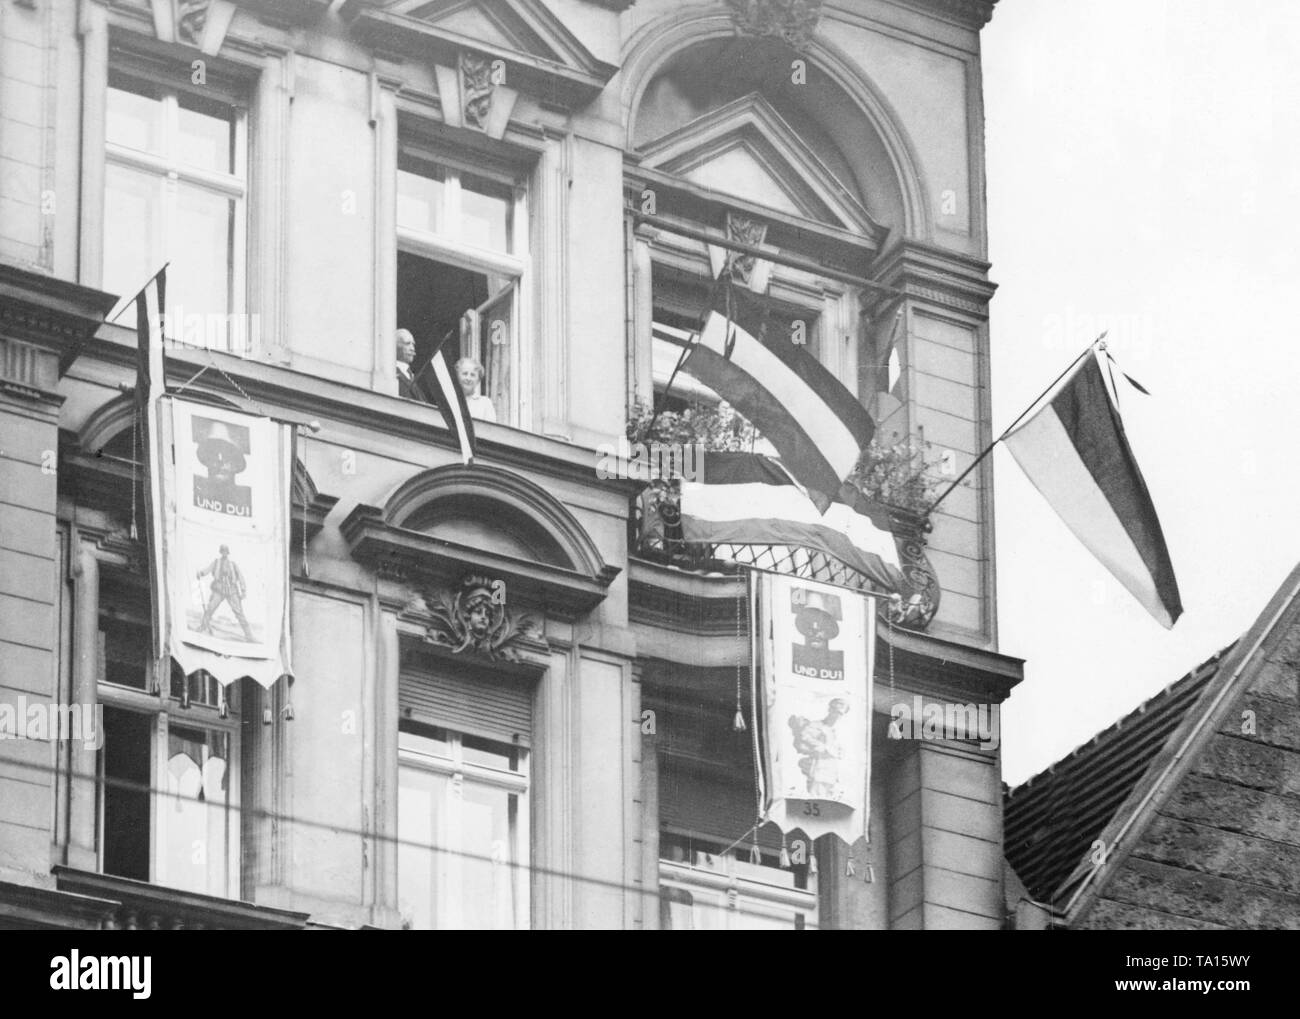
xmin=752 ymin=572 xmax=873 ymax=844
xmin=151 ymin=395 xmax=293 ymax=687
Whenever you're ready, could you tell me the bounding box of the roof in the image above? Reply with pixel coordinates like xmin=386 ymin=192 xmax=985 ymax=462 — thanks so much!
xmin=1003 ymin=644 xmax=1234 ymax=906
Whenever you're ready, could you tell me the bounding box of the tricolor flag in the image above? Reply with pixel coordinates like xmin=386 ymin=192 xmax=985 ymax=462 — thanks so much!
xmin=679 ymin=452 xmax=902 ymax=593
xmin=417 ymin=338 xmax=477 ymax=465
xmin=672 ymin=282 xmax=875 ymax=510
xmin=1005 ymin=352 xmax=1182 ymax=628
xmin=131 ymin=266 xmax=167 ymax=411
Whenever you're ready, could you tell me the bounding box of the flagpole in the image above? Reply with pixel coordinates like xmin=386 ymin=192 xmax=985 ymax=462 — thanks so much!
xmin=927 ymin=332 xmax=1107 ymax=514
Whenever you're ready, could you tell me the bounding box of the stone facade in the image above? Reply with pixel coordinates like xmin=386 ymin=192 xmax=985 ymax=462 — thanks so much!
xmin=0 ymin=0 xmax=1019 ymax=929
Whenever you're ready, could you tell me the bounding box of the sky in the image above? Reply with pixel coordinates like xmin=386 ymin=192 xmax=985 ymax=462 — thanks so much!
xmin=981 ymin=1 xmax=1300 ymax=785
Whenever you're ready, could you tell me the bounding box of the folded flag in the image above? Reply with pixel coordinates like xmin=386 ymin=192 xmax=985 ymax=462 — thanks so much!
xmin=416 ymin=339 xmax=477 ymax=465
xmin=1004 ymin=353 xmax=1182 ymax=628
xmin=671 ymin=282 xmax=875 ymax=511
xmin=679 ymin=452 xmax=902 ymax=593
xmin=134 ymin=266 xmax=166 ymax=410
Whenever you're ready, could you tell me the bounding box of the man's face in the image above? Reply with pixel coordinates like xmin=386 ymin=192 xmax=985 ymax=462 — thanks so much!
xmin=396 ymin=332 xmax=415 ymax=365
xmin=798 ymin=608 xmax=835 ymax=649
xmin=458 ymin=362 xmax=481 ymax=396
xmin=210 ymin=448 xmax=238 ymax=482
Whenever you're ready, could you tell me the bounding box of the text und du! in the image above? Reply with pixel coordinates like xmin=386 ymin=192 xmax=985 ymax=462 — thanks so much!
xmin=194 ymin=495 xmax=251 ymax=517
xmin=793 ymin=664 xmax=845 ymax=680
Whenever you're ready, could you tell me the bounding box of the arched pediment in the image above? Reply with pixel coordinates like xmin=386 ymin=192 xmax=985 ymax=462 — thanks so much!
xmin=622 ymin=13 xmax=929 ymax=239
xmin=341 ymin=463 xmax=619 ymax=619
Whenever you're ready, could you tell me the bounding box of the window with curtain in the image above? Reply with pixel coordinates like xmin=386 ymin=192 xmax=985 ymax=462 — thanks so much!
xmin=397 ymin=723 xmax=529 ymax=930
xmin=96 ymin=570 xmax=241 ymax=898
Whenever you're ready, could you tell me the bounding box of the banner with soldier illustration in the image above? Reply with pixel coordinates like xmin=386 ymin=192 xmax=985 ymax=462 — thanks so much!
xmin=151 ymin=396 xmax=293 ymax=687
xmin=752 ymin=572 xmax=873 ymax=844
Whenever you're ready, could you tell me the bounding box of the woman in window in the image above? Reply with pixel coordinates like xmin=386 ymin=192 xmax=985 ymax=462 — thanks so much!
xmin=456 ymin=357 xmax=496 ymax=422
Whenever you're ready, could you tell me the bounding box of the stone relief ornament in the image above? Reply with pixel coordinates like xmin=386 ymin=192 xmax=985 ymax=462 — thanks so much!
xmin=726 ymin=0 xmax=825 ymax=50
xmin=459 ymin=51 xmax=495 ymax=130
xmin=424 ymin=574 xmax=545 ymax=661
xmin=176 ymin=0 xmax=210 ymax=46
xmin=879 ymin=523 xmax=940 ymax=631
xmin=723 ymin=213 xmax=768 ymax=288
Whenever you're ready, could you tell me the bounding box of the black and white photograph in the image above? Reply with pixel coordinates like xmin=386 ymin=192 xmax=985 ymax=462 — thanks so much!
xmin=0 ymin=0 xmax=1295 ymax=982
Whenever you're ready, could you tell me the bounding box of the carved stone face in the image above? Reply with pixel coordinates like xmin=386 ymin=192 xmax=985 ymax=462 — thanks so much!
xmin=465 ymin=596 xmax=493 ymax=638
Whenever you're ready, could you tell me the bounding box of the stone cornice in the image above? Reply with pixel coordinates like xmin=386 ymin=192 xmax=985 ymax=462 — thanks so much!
xmin=54 ymin=867 xmax=313 ymax=930
xmin=885 ymin=0 xmax=998 ymax=30
xmin=630 ymin=558 xmax=1023 ymax=702
xmin=228 ymin=0 xmax=334 ymax=29
xmin=342 ymin=0 xmax=618 ymax=110
xmin=70 ymin=321 xmax=641 ymax=500
xmin=870 ymin=239 xmax=997 ymax=319
xmin=0 ymin=264 xmax=117 ymax=376
xmin=340 ymin=504 xmax=618 ymax=620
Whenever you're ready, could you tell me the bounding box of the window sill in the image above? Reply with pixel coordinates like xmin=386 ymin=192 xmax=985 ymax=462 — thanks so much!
xmin=53 ymin=866 xmax=312 ymax=930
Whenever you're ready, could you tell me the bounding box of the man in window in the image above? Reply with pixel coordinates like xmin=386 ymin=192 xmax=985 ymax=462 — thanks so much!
xmin=396 ymin=328 xmax=426 ymax=401
xmin=456 ymin=357 xmax=496 ymax=422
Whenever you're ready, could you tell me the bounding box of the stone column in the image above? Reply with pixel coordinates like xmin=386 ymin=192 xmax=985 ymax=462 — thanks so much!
xmin=65 ymin=539 xmax=99 ymax=870
xmin=76 ymin=0 xmax=108 ymax=287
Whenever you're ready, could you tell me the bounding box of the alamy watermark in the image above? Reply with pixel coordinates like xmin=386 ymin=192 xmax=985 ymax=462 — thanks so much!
xmin=151 ymin=305 xmax=261 ymax=356
xmin=887 ymin=696 xmax=999 ymax=750
xmin=0 ymin=697 xmax=103 ymax=750
xmin=595 ymin=437 xmax=703 ymax=481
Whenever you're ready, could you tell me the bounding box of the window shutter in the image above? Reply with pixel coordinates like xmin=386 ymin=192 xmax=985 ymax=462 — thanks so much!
xmin=658 ymin=760 xmax=782 ymax=851
xmin=400 ymin=666 xmax=532 ymax=749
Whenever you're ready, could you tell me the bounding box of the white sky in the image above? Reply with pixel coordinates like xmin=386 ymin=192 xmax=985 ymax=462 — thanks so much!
xmin=982 ymin=1 xmax=1300 ymax=785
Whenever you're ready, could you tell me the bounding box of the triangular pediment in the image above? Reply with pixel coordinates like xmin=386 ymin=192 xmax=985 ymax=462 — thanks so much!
xmin=346 ymin=0 xmax=616 ymax=107
xmin=637 ymin=94 xmax=882 ymax=236
xmin=401 ymin=0 xmax=557 ymax=62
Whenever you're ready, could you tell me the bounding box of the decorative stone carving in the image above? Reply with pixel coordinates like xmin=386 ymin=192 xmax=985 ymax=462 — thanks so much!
xmin=176 ymin=0 xmax=210 ymax=46
xmin=423 ymin=574 xmax=546 ymax=662
xmin=726 ymin=0 xmax=825 ymax=50
xmin=722 ymin=212 xmax=768 ymax=287
xmin=459 ymin=51 xmax=495 ymax=130
xmin=879 ymin=516 xmax=940 ymax=631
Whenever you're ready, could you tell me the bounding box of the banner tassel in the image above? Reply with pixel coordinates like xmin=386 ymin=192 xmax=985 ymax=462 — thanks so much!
xmin=779 ymin=834 xmax=791 ymax=869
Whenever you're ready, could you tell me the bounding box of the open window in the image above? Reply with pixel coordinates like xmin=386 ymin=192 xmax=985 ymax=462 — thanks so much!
xmin=395 ymin=151 xmax=528 ymax=427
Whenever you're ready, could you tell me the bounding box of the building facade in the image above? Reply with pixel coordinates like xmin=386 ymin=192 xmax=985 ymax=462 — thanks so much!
xmin=0 ymin=0 xmax=1021 ymax=930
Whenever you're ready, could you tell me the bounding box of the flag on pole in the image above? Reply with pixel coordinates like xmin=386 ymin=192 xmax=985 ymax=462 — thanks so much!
xmin=671 ymin=282 xmax=875 ymax=510
xmin=1004 ymin=352 xmax=1182 ymax=628
xmin=679 ymin=452 xmax=902 ymax=593
xmin=134 ymin=267 xmax=166 ymax=409
xmin=417 ymin=336 xmax=477 ymax=465
xmin=131 ymin=266 xmax=169 ymax=675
